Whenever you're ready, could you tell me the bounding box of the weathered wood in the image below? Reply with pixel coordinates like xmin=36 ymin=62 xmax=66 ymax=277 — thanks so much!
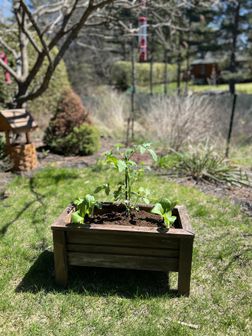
xmin=25 ymin=132 xmax=31 ymax=144
xmin=52 ymin=208 xmax=71 ymax=228
xmin=0 ymin=109 xmax=37 ymax=133
xmin=178 ymin=237 xmax=194 ymax=296
xmin=51 ymin=204 xmax=194 ymax=294
xmin=53 ymin=231 xmax=68 ymax=287
xmin=67 ymin=244 xmax=179 ymax=258
xmin=176 ymin=205 xmax=194 ymax=233
xmin=68 ymin=252 xmax=179 ymax=272
xmin=66 ymin=231 xmax=180 ymax=249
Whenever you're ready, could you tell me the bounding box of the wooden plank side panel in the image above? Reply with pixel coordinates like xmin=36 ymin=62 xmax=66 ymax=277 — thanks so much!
xmin=68 ymin=252 xmax=179 ymax=272
xmin=67 ymin=244 xmax=179 ymax=258
xmin=66 ymin=231 xmax=180 ymax=249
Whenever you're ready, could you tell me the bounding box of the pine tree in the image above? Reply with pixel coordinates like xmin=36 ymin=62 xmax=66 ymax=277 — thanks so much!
xmin=214 ymin=0 xmax=252 ymax=92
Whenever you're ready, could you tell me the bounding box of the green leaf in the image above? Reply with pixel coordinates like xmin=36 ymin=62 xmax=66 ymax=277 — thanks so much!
xmin=117 ymin=160 xmax=127 ymax=172
xmin=151 ymin=203 xmax=164 ymax=216
xmin=159 ymin=198 xmax=177 ymax=212
xmin=73 ymin=198 xmax=84 ymax=206
xmin=167 ymin=215 xmax=177 ymax=224
xmin=105 ymin=184 xmax=110 ymax=196
xmin=94 ymin=183 xmax=110 ymax=195
xmin=94 ymin=186 xmax=103 ymax=194
xmin=114 ymin=185 xmax=123 ymax=200
xmin=163 ymin=213 xmax=171 ymax=228
xmin=148 ymin=149 xmax=158 ymax=162
xmin=138 ymin=145 xmax=146 ymax=154
xmin=71 ymin=211 xmax=84 ymax=224
xmin=85 ymin=194 xmax=95 ymax=204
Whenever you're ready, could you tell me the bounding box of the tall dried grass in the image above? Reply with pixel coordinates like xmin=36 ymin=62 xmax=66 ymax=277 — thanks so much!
xmin=91 ymin=88 xmax=127 ymax=138
xmin=145 ymin=94 xmax=222 ymax=150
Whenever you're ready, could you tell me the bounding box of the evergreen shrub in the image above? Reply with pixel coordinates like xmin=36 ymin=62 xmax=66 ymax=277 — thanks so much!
xmin=44 ymin=89 xmax=99 ymax=155
xmin=47 ymin=124 xmax=100 ymax=155
xmin=63 ymin=124 xmax=100 ymax=155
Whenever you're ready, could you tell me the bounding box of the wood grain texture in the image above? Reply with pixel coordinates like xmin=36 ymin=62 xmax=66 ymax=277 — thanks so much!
xmin=175 ymin=205 xmax=194 ymax=234
xmin=66 ymin=231 xmax=180 ymax=249
xmin=51 ymin=204 xmax=195 ymax=294
xmin=53 ymin=231 xmax=68 ymax=287
xmin=67 ymin=244 xmax=179 ymax=258
xmin=68 ymin=252 xmax=179 ymax=272
xmin=178 ymin=238 xmax=194 ymax=296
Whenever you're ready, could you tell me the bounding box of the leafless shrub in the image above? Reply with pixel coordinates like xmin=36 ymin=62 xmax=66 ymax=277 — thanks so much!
xmin=145 ymin=94 xmax=222 ymax=150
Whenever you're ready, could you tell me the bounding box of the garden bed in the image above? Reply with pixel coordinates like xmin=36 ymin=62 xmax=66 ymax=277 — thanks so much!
xmin=51 ymin=203 xmax=194 ymax=296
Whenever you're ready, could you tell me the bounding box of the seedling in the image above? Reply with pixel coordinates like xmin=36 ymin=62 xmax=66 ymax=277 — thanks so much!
xmin=151 ymin=198 xmax=177 ymax=228
xmin=71 ymin=194 xmax=101 ymax=224
xmin=95 ymin=143 xmax=157 ymax=214
xmin=71 ymin=144 xmax=178 ymax=227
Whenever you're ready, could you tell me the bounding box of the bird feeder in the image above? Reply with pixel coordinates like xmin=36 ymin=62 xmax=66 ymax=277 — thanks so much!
xmin=0 ymin=109 xmax=38 ymax=171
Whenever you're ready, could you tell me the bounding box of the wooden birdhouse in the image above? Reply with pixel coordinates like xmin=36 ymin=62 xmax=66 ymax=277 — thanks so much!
xmin=0 ymin=109 xmax=38 ymax=171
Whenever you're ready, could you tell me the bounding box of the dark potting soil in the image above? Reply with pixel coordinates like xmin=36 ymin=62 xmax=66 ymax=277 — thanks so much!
xmin=69 ymin=203 xmax=167 ymax=228
xmin=85 ymin=209 xmax=165 ymax=228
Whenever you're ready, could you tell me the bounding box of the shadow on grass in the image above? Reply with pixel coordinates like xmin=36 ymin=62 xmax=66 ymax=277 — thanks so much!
xmin=0 ymin=199 xmax=38 ymax=236
xmin=0 ymin=176 xmax=47 ymax=237
xmin=16 ymin=250 xmax=177 ymax=298
xmin=0 ymin=170 xmax=77 ymax=237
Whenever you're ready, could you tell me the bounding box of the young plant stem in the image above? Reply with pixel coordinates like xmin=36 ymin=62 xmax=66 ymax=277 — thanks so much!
xmin=125 ymin=166 xmax=128 ymax=201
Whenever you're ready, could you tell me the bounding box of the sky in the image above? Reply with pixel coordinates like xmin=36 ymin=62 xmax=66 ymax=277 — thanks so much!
xmin=0 ymin=0 xmax=12 ymax=18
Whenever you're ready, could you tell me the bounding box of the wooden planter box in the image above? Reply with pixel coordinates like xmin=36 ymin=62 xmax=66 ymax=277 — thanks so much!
xmin=51 ymin=204 xmax=194 ymax=296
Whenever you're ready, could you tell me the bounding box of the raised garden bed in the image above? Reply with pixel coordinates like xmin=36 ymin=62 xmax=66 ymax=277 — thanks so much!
xmin=51 ymin=203 xmax=194 ymax=296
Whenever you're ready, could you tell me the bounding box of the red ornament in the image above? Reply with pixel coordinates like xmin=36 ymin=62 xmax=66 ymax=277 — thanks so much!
xmin=0 ymin=51 xmax=11 ymax=84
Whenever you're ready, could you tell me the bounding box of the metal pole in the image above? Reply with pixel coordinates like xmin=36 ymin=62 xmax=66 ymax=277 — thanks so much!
xmin=225 ymin=93 xmax=237 ymax=158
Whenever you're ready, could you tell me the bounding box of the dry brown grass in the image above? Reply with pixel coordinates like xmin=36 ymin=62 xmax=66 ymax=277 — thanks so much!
xmin=145 ymin=94 xmax=222 ymax=150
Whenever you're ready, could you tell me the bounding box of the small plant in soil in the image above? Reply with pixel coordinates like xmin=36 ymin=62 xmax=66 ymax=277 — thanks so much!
xmin=71 ymin=194 xmax=101 ymax=224
xmin=151 ymin=198 xmax=177 ymax=228
xmin=97 ymin=143 xmax=157 ymax=213
xmin=71 ymin=143 xmax=177 ymax=228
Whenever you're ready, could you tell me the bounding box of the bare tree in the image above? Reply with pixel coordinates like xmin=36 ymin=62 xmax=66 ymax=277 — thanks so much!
xmin=0 ymin=0 xmax=138 ymax=108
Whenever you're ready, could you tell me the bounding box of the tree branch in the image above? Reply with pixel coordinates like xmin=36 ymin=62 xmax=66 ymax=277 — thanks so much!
xmin=20 ymin=1 xmax=52 ymax=64
xmin=17 ymin=0 xmax=117 ymax=104
xmin=0 ymin=58 xmax=21 ymax=83
xmin=0 ymin=38 xmax=19 ymax=59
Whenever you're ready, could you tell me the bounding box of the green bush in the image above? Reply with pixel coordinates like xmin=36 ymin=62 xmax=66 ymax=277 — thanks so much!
xmin=111 ymin=61 xmax=177 ymax=88
xmin=50 ymin=124 xmax=100 ymax=156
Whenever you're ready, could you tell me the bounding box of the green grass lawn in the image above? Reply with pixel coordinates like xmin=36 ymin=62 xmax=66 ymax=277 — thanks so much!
xmin=0 ymin=167 xmax=251 ymax=335
xmin=138 ymin=82 xmax=252 ymax=94
xmin=229 ymin=144 xmax=252 ymax=168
